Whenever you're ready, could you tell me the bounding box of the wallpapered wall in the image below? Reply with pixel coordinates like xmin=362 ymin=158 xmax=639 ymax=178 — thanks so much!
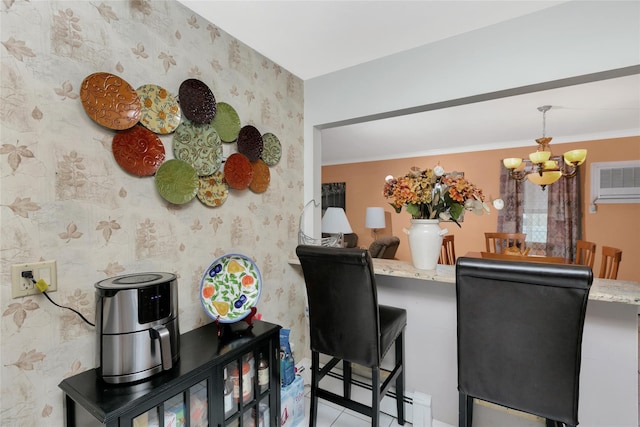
xmin=0 ymin=1 xmax=305 ymax=424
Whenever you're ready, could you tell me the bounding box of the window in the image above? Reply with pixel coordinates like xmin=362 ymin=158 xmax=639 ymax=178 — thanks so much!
xmin=521 ymin=180 xmax=548 ymax=255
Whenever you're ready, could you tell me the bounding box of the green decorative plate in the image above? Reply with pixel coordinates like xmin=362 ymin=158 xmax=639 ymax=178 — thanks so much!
xmin=154 ymin=159 xmax=199 ymax=204
xmin=211 ymin=102 xmax=241 ymax=143
xmin=200 ymin=254 xmax=262 ymax=323
xmin=173 ymin=119 xmax=223 ymax=176
xmin=261 ymin=132 xmax=282 ymax=166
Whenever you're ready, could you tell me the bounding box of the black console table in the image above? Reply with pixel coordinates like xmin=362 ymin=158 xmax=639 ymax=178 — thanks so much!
xmin=59 ymin=320 xmax=281 ymax=427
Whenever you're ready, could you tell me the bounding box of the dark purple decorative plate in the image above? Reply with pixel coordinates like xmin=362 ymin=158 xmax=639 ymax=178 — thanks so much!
xmin=178 ymin=79 xmax=216 ymax=124
xmin=237 ymin=125 xmax=263 ymax=161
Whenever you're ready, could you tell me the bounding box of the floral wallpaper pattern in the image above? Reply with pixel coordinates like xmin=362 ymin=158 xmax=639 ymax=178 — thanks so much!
xmin=0 ymin=1 xmax=306 ymax=425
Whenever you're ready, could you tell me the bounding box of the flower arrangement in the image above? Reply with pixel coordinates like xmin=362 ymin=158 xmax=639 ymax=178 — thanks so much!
xmin=383 ymin=165 xmax=489 ymax=225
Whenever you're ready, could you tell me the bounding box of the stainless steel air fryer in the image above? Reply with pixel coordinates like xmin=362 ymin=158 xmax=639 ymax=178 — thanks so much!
xmin=95 ymin=272 xmax=179 ymax=384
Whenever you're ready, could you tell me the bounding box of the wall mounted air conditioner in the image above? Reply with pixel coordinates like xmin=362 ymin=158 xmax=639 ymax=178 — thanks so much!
xmin=590 ymin=160 xmax=640 ymax=204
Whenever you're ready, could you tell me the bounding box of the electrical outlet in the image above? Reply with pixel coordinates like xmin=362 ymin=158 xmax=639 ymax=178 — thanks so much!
xmin=11 ymin=260 xmax=57 ymax=298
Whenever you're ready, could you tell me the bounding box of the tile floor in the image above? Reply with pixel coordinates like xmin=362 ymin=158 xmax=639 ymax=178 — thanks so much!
xmin=297 ymin=369 xmax=549 ymax=427
xmin=297 ymin=321 xmax=640 ymax=427
xmin=300 ymin=382 xmax=412 ymax=427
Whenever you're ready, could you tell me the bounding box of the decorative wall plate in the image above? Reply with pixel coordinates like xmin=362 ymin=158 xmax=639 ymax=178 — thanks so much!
xmin=211 ymin=102 xmax=241 ymax=143
xmin=154 ymin=159 xmax=199 ymax=204
xmin=261 ymin=132 xmax=282 ymax=166
xmin=237 ymin=125 xmax=263 ymax=161
xmin=178 ymin=79 xmax=216 ymax=124
xmin=223 ymin=153 xmax=253 ymax=190
xmin=80 ymin=72 xmax=141 ymax=130
xmin=197 ymin=171 xmax=229 ymax=207
xmin=249 ymin=159 xmax=270 ymax=193
xmin=136 ymin=84 xmax=182 ymax=134
xmin=112 ymin=125 xmax=165 ymax=176
xmin=173 ymin=119 xmax=223 ymax=176
xmin=200 ymin=254 xmax=262 ymax=323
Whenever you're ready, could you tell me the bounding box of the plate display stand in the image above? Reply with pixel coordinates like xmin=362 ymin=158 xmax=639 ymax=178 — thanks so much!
xmin=215 ymin=307 xmax=258 ymax=337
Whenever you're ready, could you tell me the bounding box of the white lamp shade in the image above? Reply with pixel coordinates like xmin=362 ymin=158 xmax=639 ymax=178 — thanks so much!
xmin=365 ymin=207 xmax=386 ymax=229
xmin=321 ymin=207 xmax=353 ymax=234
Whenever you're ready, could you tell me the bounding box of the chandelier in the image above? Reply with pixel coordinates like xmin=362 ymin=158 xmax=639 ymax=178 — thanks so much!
xmin=502 ymin=105 xmax=587 ymax=190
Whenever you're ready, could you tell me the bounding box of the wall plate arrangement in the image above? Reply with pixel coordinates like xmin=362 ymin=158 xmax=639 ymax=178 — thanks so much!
xmin=79 ymin=73 xmax=282 ymax=207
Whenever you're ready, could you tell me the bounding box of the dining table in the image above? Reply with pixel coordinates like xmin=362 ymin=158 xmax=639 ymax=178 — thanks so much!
xmin=465 ymin=251 xmax=570 ymax=264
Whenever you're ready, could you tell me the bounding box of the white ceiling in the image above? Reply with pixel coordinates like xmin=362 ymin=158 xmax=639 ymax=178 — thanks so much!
xmin=178 ymin=1 xmax=640 ymax=165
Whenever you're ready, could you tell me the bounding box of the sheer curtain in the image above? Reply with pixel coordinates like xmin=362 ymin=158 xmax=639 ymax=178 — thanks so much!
xmin=546 ymin=169 xmax=581 ymax=260
xmin=498 ymin=162 xmax=582 ymax=260
xmin=497 ymin=163 xmax=524 ymax=233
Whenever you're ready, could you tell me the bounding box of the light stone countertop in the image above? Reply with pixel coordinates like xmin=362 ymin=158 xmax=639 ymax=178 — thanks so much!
xmin=289 ymin=257 xmax=640 ymax=306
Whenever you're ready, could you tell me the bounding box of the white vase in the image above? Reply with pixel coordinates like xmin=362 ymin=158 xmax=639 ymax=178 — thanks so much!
xmin=407 ymin=219 xmax=448 ymax=270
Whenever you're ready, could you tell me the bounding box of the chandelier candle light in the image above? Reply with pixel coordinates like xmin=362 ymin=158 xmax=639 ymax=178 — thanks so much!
xmin=502 ymin=105 xmax=587 ymax=190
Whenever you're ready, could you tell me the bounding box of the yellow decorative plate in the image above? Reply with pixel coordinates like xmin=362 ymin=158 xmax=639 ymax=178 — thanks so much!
xmin=136 ymin=84 xmax=182 ymax=134
xmin=197 ymin=171 xmax=229 ymax=207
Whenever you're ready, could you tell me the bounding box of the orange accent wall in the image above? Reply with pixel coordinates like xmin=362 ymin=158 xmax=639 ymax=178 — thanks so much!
xmin=322 ymin=136 xmax=640 ymax=281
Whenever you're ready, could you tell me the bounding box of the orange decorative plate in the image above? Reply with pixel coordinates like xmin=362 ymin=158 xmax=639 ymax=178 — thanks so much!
xmin=80 ymin=72 xmax=141 ymax=130
xmin=249 ymin=159 xmax=270 ymax=193
xmin=223 ymin=153 xmax=253 ymax=190
xmin=136 ymin=84 xmax=182 ymax=134
xmin=112 ymin=125 xmax=165 ymax=176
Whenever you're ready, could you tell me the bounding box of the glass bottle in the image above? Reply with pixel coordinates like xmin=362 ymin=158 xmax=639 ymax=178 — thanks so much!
xmin=257 ymin=352 xmax=269 ymax=393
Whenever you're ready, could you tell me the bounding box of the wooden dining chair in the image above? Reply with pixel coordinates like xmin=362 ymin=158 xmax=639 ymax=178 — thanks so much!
xmin=484 ymin=232 xmax=526 ymax=254
xmin=598 ymin=246 xmax=622 ymax=279
xmin=438 ymin=235 xmax=456 ymax=265
xmin=575 ymin=240 xmax=596 ymax=268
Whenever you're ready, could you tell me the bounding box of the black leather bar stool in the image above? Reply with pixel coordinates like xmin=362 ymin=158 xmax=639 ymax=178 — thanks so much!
xmin=456 ymin=257 xmax=593 ymax=427
xmin=296 ymin=245 xmax=406 ymax=427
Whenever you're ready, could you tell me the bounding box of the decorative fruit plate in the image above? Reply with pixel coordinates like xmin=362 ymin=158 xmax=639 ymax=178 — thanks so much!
xmin=200 ymin=254 xmax=262 ymax=323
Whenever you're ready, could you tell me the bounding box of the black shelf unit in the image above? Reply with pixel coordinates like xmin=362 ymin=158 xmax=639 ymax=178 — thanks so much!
xmin=59 ymin=320 xmax=281 ymax=427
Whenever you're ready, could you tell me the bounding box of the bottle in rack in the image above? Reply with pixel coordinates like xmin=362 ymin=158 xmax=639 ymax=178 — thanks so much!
xmin=223 ymin=367 xmax=234 ymax=416
xmin=230 ymin=357 xmax=253 ymax=403
xmin=257 ymin=352 xmax=269 ymax=393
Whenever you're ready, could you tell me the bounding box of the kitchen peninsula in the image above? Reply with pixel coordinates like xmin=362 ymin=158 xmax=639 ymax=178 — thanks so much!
xmin=289 ymin=257 xmax=640 ymax=427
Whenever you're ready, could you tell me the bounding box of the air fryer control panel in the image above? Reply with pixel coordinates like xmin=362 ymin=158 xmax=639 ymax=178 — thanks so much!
xmin=138 ymin=283 xmax=171 ymax=324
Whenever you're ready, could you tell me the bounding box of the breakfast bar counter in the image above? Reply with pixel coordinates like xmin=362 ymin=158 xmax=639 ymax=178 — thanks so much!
xmin=289 ymin=257 xmax=640 ymax=427
xmin=370 ymin=257 xmax=640 ymax=305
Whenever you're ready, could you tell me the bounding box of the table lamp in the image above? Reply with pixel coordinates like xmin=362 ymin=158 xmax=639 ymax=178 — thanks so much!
xmin=321 ymin=207 xmax=352 ymax=247
xmin=365 ymin=207 xmax=386 ymax=238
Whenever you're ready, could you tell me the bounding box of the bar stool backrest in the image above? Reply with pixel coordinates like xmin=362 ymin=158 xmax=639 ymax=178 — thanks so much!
xmin=456 ymin=257 xmax=593 ymax=426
